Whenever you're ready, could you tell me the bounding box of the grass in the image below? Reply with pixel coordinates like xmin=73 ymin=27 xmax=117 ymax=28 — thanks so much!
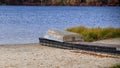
xmin=66 ymin=26 xmax=120 ymax=42
xmin=110 ymin=64 xmax=120 ymax=68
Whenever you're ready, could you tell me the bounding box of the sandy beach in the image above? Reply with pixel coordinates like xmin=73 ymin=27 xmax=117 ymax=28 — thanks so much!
xmin=0 ymin=43 xmax=120 ymax=68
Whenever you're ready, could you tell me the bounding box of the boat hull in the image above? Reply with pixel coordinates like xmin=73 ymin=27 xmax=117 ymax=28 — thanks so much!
xmin=39 ymin=38 xmax=120 ymax=55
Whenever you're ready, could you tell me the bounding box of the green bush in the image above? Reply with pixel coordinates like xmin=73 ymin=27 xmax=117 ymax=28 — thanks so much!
xmin=110 ymin=64 xmax=120 ymax=68
xmin=67 ymin=26 xmax=120 ymax=42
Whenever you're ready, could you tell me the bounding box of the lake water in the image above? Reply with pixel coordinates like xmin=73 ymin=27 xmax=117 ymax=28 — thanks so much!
xmin=0 ymin=6 xmax=120 ymax=44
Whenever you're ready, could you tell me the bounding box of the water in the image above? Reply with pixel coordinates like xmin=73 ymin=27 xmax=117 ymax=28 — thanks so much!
xmin=0 ymin=6 xmax=120 ymax=44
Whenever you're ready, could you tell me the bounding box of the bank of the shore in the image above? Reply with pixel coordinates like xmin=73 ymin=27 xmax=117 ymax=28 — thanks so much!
xmin=0 ymin=43 xmax=120 ymax=68
xmin=93 ymin=38 xmax=120 ymax=45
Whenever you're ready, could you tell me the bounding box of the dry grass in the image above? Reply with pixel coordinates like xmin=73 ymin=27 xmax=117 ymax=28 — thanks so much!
xmin=67 ymin=26 xmax=120 ymax=42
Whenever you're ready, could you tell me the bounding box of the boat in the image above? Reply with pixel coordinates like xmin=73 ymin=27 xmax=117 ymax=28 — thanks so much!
xmin=39 ymin=29 xmax=120 ymax=55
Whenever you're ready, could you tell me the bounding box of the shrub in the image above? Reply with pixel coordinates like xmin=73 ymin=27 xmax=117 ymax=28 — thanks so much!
xmin=67 ymin=26 xmax=120 ymax=42
xmin=110 ymin=64 xmax=120 ymax=68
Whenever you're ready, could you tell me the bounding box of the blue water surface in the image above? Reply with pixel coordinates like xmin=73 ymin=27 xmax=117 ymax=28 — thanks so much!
xmin=0 ymin=6 xmax=120 ymax=44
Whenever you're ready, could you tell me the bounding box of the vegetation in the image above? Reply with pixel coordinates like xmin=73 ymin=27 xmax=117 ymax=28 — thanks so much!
xmin=110 ymin=64 xmax=120 ymax=68
xmin=0 ymin=0 xmax=119 ymax=6
xmin=67 ymin=26 xmax=120 ymax=42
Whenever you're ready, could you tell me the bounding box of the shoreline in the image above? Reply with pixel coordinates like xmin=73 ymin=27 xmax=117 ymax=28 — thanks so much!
xmin=0 ymin=38 xmax=120 ymax=67
xmin=0 ymin=43 xmax=39 ymax=46
xmin=0 ymin=43 xmax=120 ymax=68
xmin=1 ymin=38 xmax=120 ymax=45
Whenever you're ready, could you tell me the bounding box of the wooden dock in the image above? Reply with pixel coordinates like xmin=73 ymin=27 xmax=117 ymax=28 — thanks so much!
xmin=39 ymin=38 xmax=120 ymax=55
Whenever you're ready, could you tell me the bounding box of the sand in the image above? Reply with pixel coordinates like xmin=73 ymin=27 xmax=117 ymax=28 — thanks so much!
xmin=93 ymin=38 xmax=120 ymax=45
xmin=0 ymin=43 xmax=120 ymax=68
